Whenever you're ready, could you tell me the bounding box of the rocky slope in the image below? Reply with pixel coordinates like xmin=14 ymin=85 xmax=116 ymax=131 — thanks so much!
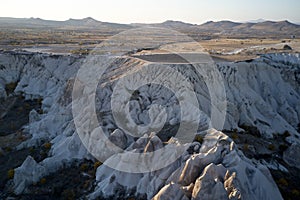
xmin=0 ymin=50 xmax=299 ymax=199
xmin=89 ymin=129 xmax=282 ymax=200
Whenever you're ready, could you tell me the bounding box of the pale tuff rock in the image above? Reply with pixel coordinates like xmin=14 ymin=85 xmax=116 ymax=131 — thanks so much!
xmin=13 ymin=156 xmax=47 ymax=195
xmin=283 ymin=142 xmax=300 ymax=169
xmin=0 ymin=51 xmax=298 ymax=198
xmin=153 ymin=183 xmax=189 ymax=200
xmin=191 ymin=164 xmax=228 ymax=200
xmin=28 ymin=109 xmax=41 ymax=123
xmin=90 ymin=129 xmax=282 ymax=200
xmin=13 ymin=133 xmax=89 ymax=194
xmin=108 ymin=129 xmax=128 ymax=149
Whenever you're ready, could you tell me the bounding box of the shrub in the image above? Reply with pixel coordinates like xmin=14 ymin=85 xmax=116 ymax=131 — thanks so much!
xmin=24 ymin=103 xmax=31 ymax=110
xmin=231 ymin=132 xmax=239 ymax=140
xmin=7 ymin=169 xmax=14 ymax=179
xmin=268 ymin=144 xmax=276 ymax=151
xmin=194 ymin=135 xmax=204 ymax=143
xmin=61 ymin=189 xmax=75 ymax=200
xmin=292 ymin=189 xmax=300 ymax=196
xmin=40 ymin=178 xmax=46 ymax=184
xmin=37 ymin=97 xmax=43 ymax=105
xmin=277 ymin=178 xmax=288 ymax=187
xmin=283 ymin=131 xmax=291 ymax=138
xmin=18 ymin=135 xmax=27 ymax=141
xmin=43 ymin=142 xmax=51 ymax=150
xmin=94 ymin=161 xmax=102 ymax=170
xmin=80 ymin=163 xmax=89 ymax=171
xmin=5 ymin=82 xmax=17 ymax=94
xmin=243 ymin=144 xmax=249 ymax=151
xmin=5 ymin=147 xmax=12 ymax=152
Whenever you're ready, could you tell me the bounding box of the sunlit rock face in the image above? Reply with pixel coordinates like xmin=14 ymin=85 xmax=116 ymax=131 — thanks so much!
xmin=90 ymin=129 xmax=282 ymax=200
xmin=0 ymin=51 xmax=299 ymax=199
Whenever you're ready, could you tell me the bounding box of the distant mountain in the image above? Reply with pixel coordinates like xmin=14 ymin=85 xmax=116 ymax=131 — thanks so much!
xmin=158 ymin=20 xmax=197 ymax=29
xmin=64 ymin=17 xmax=102 ymax=26
xmin=249 ymin=20 xmax=299 ymax=30
xmin=198 ymin=20 xmax=242 ymax=30
xmin=0 ymin=17 xmax=299 ymax=37
xmin=131 ymin=20 xmax=197 ymax=30
xmin=196 ymin=20 xmax=300 ymax=37
xmin=0 ymin=17 xmax=132 ymax=29
xmin=150 ymin=19 xmax=300 ymax=37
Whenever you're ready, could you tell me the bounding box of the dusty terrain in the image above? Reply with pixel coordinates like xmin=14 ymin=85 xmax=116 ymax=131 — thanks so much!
xmin=0 ymin=17 xmax=299 ymax=60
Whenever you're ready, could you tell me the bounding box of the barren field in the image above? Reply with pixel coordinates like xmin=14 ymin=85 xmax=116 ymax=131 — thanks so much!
xmin=1 ymin=23 xmax=299 ymax=61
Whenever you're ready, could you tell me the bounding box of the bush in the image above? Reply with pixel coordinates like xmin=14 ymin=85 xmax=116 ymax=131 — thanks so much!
xmin=5 ymin=147 xmax=12 ymax=152
xmin=283 ymin=131 xmax=291 ymax=138
xmin=194 ymin=135 xmax=204 ymax=143
xmin=61 ymin=189 xmax=75 ymax=200
xmin=43 ymin=142 xmax=52 ymax=150
xmin=40 ymin=178 xmax=46 ymax=184
xmin=7 ymin=169 xmax=14 ymax=179
xmin=5 ymin=82 xmax=17 ymax=94
xmin=268 ymin=144 xmax=276 ymax=151
xmin=18 ymin=134 xmax=27 ymax=141
xmin=243 ymin=144 xmax=249 ymax=151
xmin=292 ymin=189 xmax=300 ymax=196
xmin=277 ymin=178 xmax=288 ymax=187
xmin=80 ymin=163 xmax=89 ymax=171
xmin=231 ymin=132 xmax=239 ymax=140
xmin=94 ymin=161 xmax=102 ymax=170
xmin=37 ymin=97 xmax=43 ymax=105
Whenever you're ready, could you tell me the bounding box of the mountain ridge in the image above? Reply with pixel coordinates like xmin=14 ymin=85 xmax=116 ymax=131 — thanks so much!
xmin=1 ymin=16 xmax=299 ymax=27
xmin=0 ymin=17 xmax=299 ymax=37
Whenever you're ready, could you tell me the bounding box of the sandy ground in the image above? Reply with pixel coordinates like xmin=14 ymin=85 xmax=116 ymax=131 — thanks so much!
xmin=131 ymin=39 xmax=300 ymax=62
xmin=1 ymin=38 xmax=299 ymax=62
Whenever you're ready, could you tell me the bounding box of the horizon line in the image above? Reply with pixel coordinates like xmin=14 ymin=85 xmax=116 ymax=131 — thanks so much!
xmin=0 ymin=16 xmax=299 ymax=26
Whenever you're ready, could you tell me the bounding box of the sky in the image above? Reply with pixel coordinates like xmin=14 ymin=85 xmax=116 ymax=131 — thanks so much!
xmin=1 ymin=0 xmax=300 ymax=24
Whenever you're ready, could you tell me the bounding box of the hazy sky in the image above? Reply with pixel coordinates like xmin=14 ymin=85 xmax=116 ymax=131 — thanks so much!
xmin=1 ymin=0 xmax=300 ymax=24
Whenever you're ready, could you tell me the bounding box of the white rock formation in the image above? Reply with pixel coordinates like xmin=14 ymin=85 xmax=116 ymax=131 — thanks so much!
xmin=90 ymin=129 xmax=282 ymax=200
xmin=218 ymin=54 xmax=300 ymax=138
xmin=13 ymin=156 xmax=47 ymax=194
xmin=0 ymin=51 xmax=299 ymax=198
xmin=283 ymin=143 xmax=300 ymax=169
